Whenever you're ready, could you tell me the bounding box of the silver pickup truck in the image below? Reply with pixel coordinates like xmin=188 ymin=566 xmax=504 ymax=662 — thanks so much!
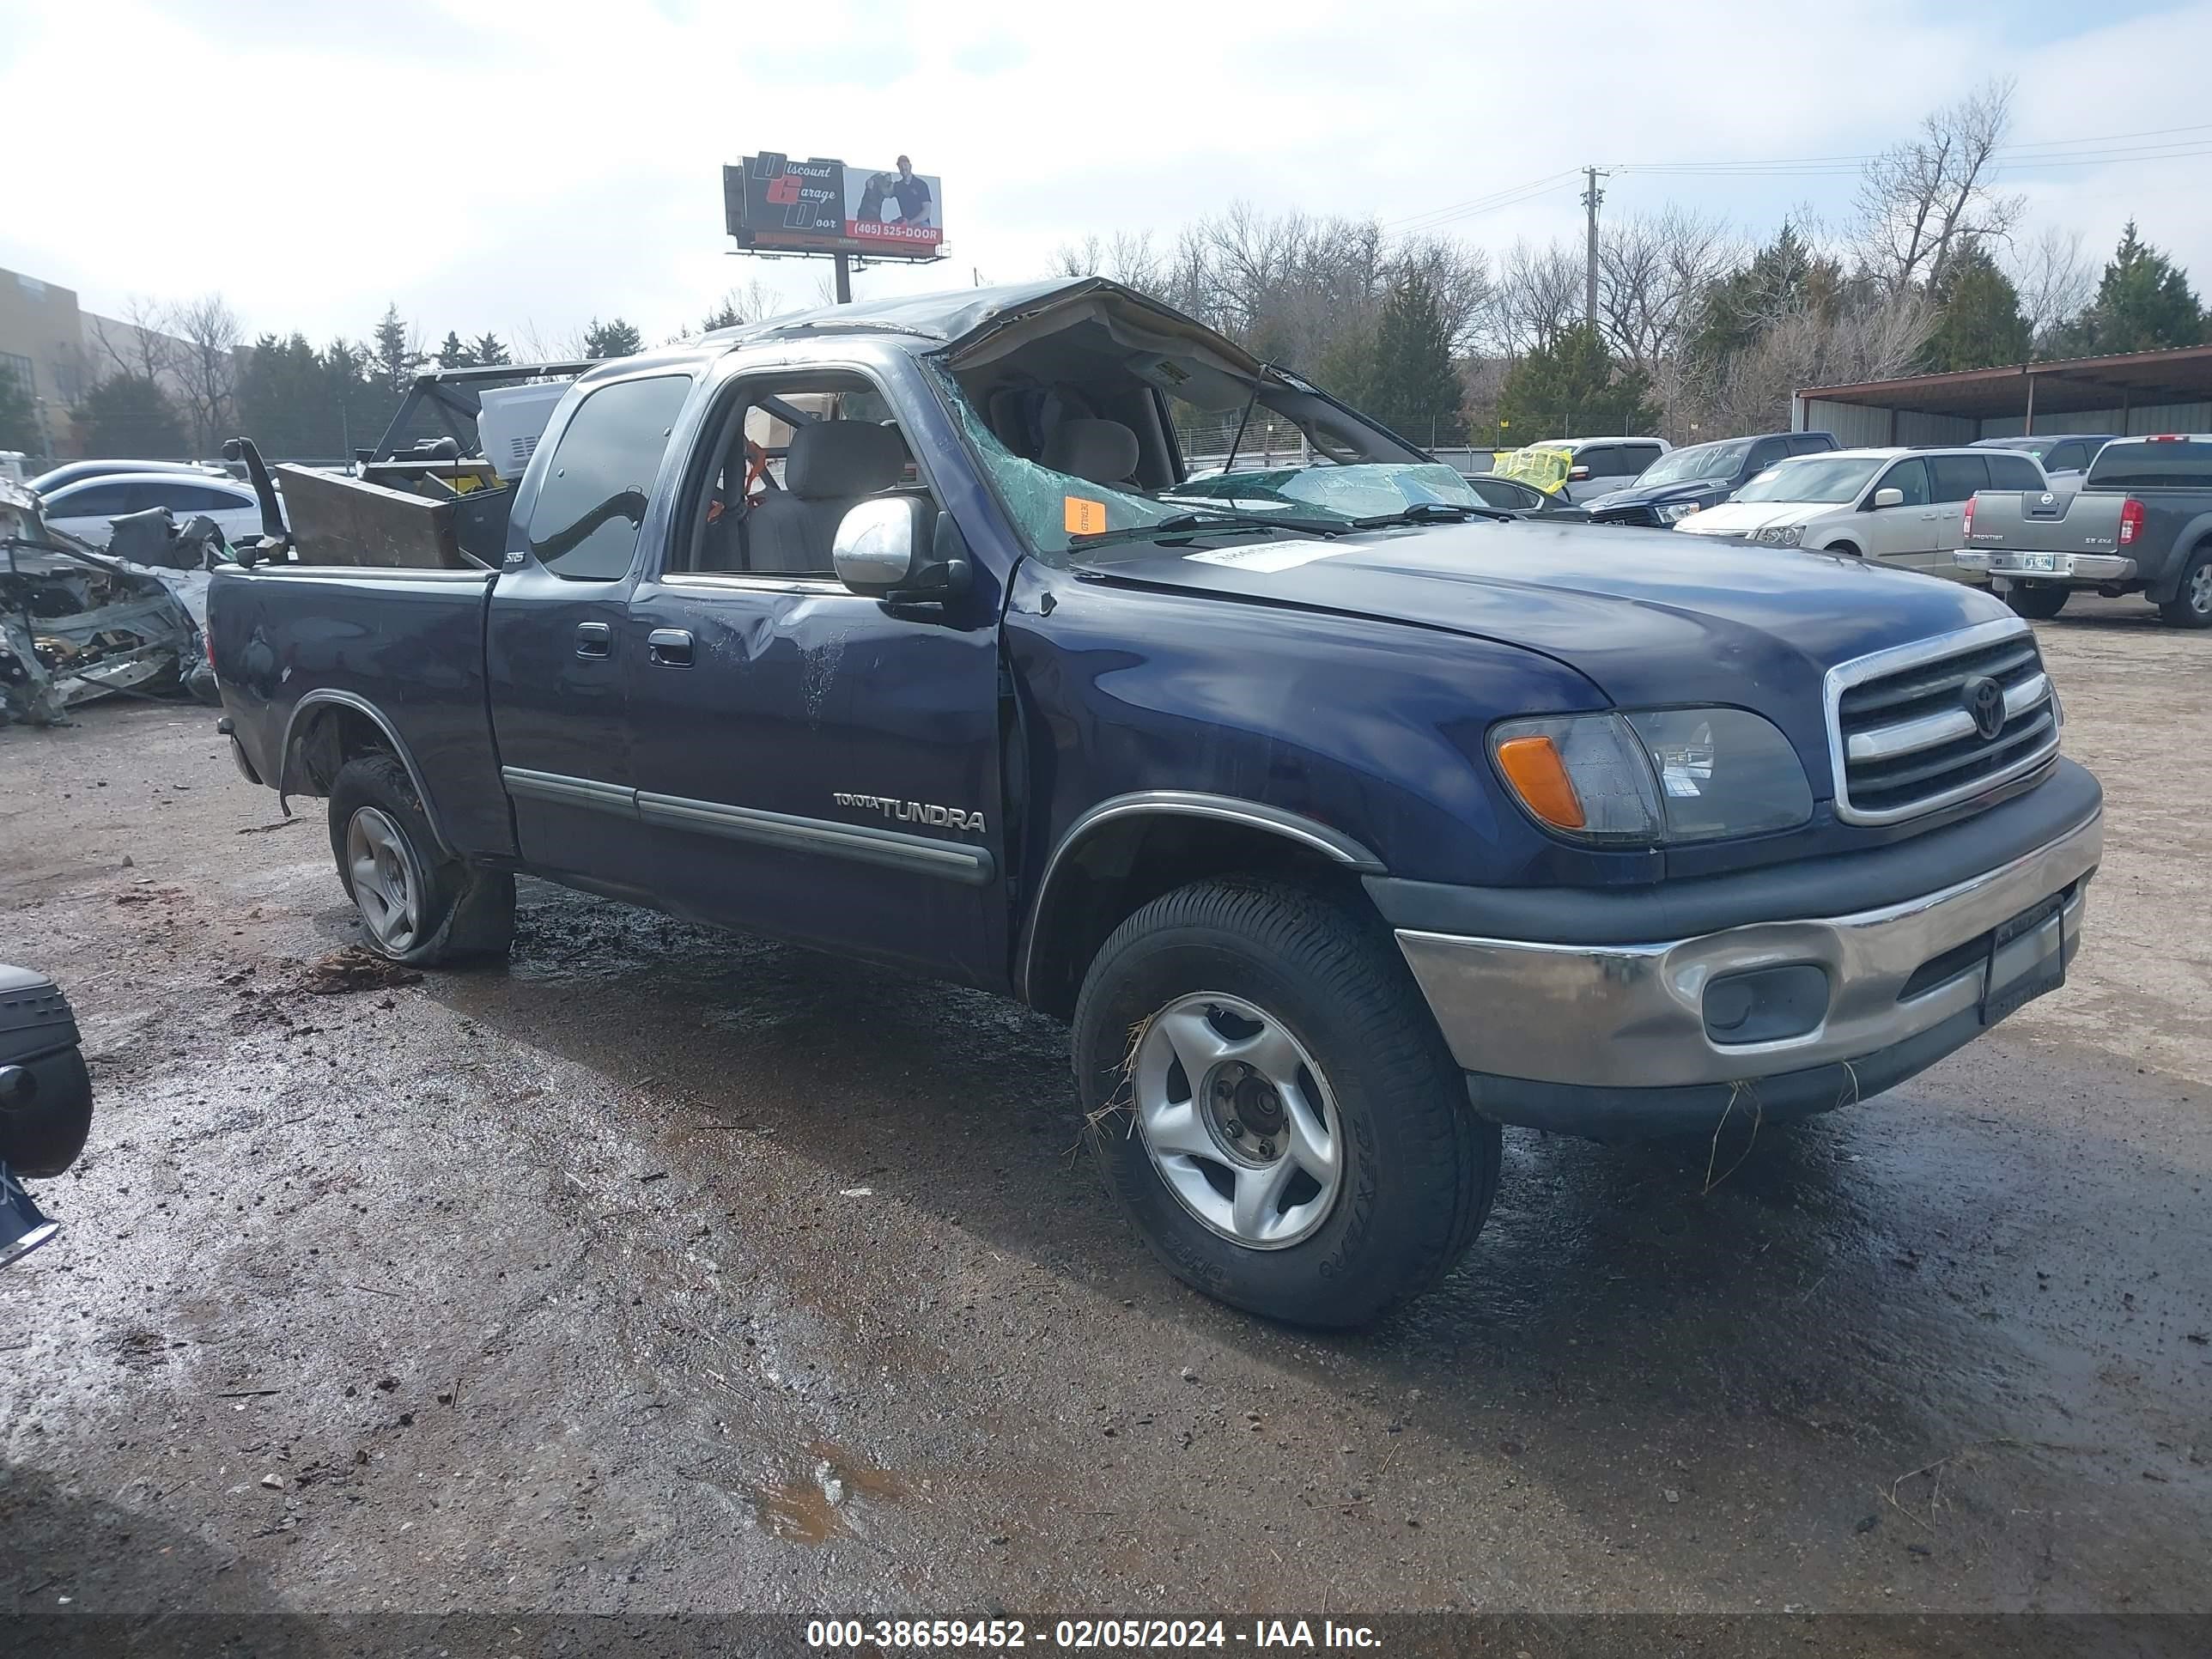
xmin=1954 ymin=434 xmax=2212 ymax=627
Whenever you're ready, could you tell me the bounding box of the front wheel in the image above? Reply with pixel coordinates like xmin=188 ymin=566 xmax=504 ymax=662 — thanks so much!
xmin=327 ymin=753 xmax=514 ymax=966
xmin=2159 ymin=547 xmax=2212 ymax=628
xmin=2007 ymin=583 xmax=2069 ymax=620
xmin=1073 ymin=877 xmax=1498 ymax=1328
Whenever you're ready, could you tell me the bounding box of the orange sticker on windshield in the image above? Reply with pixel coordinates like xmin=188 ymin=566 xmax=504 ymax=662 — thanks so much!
xmin=1064 ymin=495 xmax=1107 ymax=536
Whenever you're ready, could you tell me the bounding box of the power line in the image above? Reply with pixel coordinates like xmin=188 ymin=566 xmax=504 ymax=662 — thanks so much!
xmin=1382 ymin=170 xmax=1581 ymax=234
xmin=1611 ymin=119 xmax=2212 ymax=176
xmin=1374 ymin=118 xmax=2212 ymax=240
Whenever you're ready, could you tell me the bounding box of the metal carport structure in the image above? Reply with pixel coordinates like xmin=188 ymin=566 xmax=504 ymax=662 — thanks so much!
xmin=1796 ymin=345 xmax=2212 ymax=447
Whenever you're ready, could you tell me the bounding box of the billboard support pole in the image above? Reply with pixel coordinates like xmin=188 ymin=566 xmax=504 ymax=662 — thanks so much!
xmin=834 ymin=252 xmax=853 ymax=305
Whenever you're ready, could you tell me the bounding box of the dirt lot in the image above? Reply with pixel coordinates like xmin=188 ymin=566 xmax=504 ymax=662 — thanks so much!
xmin=1 ymin=599 xmax=2207 ymax=1644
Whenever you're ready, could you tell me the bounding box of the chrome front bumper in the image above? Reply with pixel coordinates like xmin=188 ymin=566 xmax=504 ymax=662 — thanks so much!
xmin=1954 ymin=550 xmax=2137 ymax=581
xmin=1395 ymin=811 xmax=2100 ymax=1092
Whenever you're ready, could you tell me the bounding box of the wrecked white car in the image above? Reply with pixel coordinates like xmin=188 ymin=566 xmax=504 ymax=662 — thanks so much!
xmin=1 ymin=476 xmax=224 ymax=725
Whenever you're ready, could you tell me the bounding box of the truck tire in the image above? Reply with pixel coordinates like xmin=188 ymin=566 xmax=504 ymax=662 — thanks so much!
xmin=1073 ymin=876 xmax=1498 ymax=1328
xmin=2159 ymin=546 xmax=2212 ymax=629
xmin=2007 ymin=584 xmax=2069 ymax=620
xmin=326 ymin=753 xmax=514 ymax=966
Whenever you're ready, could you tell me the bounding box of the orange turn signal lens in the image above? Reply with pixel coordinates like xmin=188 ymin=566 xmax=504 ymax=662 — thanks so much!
xmin=1494 ymin=734 xmax=1586 ymax=830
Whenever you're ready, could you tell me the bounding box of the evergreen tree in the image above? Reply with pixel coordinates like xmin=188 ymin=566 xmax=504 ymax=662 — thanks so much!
xmin=1315 ymin=270 xmax=1466 ymax=445
xmin=2061 ymin=221 xmax=2204 ymax=355
xmin=320 ymin=338 xmax=398 ymax=459
xmin=76 ymin=374 xmax=187 ymax=458
xmin=1688 ymin=222 xmax=1840 ymax=368
xmin=582 ymin=317 xmax=645 ymax=359
xmin=0 ymin=361 xmax=37 ymax=453
xmin=471 ymin=331 xmax=510 ymax=367
xmin=1495 ymin=324 xmax=1656 ymax=441
xmin=701 ymin=300 xmax=744 ymax=332
xmin=371 ymin=303 xmax=424 ymax=393
xmin=1925 ymin=241 xmax=2029 ymax=370
xmin=434 ymin=331 xmax=476 ymax=368
xmin=236 ymin=332 xmax=331 ymax=458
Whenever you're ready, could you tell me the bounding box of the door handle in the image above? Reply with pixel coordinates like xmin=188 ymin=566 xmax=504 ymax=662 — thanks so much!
xmin=574 ymin=622 xmax=611 ymax=659
xmin=647 ymin=628 xmax=694 ymax=667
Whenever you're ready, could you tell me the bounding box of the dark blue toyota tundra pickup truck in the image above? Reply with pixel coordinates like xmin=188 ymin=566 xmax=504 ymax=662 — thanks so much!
xmin=209 ymin=277 xmax=2101 ymax=1327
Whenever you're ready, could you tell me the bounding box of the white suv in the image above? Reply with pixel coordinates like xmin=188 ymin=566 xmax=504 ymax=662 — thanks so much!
xmin=1678 ymin=446 xmax=2046 ymax=580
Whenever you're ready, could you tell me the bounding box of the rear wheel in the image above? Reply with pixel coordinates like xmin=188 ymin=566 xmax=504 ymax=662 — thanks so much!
xmin=327 ymin=753 xmax=514 ymax=966
xmin=1073 ymin=876 xmax=1498 ymax=1328
xmin=2007 ymin=583 xmax=2069 ymax=620
xmin=2159 ymin=547 xmax=2212 ymax=628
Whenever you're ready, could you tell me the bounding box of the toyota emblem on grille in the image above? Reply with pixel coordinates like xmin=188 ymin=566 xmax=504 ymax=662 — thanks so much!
xmin=1961 ymin=675 xmax=2006 ymax=740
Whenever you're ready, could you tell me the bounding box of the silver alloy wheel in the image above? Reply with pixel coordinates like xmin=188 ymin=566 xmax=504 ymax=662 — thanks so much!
xmin=1132 ymin=993 xmax=1343 ymax=1250
xmin=2191 ymin=560 xmax=2212 ymax=616
xmin=345 ymin=806 xmax=423 ymax=955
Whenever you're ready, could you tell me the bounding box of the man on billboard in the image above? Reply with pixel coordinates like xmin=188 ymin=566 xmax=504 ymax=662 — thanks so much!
xmin=889 ymin=155 xmax=933 ymax=227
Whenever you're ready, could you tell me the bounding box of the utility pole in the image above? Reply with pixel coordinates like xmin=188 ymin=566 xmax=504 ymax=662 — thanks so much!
xmin=1581 ymin=167 xmax=1607 ymax=328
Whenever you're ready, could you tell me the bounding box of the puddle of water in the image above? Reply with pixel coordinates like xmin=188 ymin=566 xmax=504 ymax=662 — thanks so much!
xmin=754 ymin=1439 xmax=908 ymax=1544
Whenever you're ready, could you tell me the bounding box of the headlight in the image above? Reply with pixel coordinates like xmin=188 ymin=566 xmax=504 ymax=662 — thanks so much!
xmin=1658 ymin=501 xmax=1701 ymax=523
xmin=1491 ymin=708 xmax=1814 ymax=845
xmin=1753 ymin=524 xmax=1803 ymax=547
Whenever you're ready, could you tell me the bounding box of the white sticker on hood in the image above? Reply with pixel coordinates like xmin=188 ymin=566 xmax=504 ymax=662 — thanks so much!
xmin=1184 ymin=540 xmax=1344 ymax=574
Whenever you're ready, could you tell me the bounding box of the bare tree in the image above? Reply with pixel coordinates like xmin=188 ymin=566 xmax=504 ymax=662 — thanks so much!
xmin=1598 ymin=209 xmax=1739 ymax=373
xmin=172 ymin=293 xmax=241 ymax=452
xmin=1051 ymin=207 xmax=1486 ymax=372
xmin=2008 ymin=225 xmax=2095 ymax=352
xmin=90 ymin=294 xmax=179 ymax=387
xmin=1392 ymin=234 xmax=1492 ymax=352
xmin=679 ymin=277 xmax=792 ymax=339
xmin=1854 ymin=78 xmax=2026 ymax=295
xmin=1050 ymin=230 xmax=1164 ymax=293
xmin=1702 ymin=288 xmax=1934 ymax=434
xmin=1484 ymin=239 xmax=1583 ymax=356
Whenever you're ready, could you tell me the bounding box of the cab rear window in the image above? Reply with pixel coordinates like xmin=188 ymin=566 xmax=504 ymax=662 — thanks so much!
xmin=2086 ymin=441 xmax=2212 ymax=491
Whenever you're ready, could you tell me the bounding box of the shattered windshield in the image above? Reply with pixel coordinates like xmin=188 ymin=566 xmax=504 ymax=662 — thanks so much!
xmin=1168 ymin=464 xmax=1481 ymax=520
xmin=926 ymin=362 xmax=1460 ymax=562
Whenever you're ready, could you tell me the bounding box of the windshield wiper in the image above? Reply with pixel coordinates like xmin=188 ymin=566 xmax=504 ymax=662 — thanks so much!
xmin=1068 ymin=510 xmax=1347 ymax=550
xmin=1351 ymin=502 xmax=1513 ymax=529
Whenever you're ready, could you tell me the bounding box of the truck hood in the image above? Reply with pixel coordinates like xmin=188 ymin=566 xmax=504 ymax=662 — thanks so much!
xmin=1584 ymin=477 xmax=1731 ymax=513
xmin=1080 ymin=520 xmax=2007 ymax=775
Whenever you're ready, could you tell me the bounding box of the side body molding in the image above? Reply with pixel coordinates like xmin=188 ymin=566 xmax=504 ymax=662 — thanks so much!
xmin=278 ymin=689 xmax=457 ymax=855
xmin=1018 ymin=791 xmax=1386 ymax=1002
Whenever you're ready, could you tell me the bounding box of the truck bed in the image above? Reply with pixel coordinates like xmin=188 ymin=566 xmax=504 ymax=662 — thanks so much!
xmin=209 ymin=564 xmax=514 ymax=860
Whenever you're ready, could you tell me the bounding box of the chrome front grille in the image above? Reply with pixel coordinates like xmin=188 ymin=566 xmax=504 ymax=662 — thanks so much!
xmin=1826 ymin=619 xmax=2059 ymax=825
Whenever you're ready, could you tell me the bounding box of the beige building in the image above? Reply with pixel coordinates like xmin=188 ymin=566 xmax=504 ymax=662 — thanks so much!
xmin=0 ymin=265 xmax=94 ymax=456
xmin=1 ymin=264 xmax=211 ymax=459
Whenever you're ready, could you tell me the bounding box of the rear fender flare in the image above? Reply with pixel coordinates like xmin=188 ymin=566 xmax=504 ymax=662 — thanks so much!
xmin=277 ymin=690 xmax=457 ymax=858
xmin=2148 ymin=516 xmax=2212 ymax=600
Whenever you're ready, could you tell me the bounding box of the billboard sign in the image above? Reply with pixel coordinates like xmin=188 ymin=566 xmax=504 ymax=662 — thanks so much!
xmin=725 ymin=152 xmax=944 ymax=258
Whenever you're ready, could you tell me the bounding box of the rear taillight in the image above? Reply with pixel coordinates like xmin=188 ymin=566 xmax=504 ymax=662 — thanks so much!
xmin=1961 ymin=495 xmax=1976 ymax=538
xmin=2118 ymin=497 xmax=2145 ymax=545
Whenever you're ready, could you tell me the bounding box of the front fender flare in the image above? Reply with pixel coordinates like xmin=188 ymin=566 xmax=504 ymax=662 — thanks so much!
xmin=1016 ymin=791 xmax=1384 ymax=1003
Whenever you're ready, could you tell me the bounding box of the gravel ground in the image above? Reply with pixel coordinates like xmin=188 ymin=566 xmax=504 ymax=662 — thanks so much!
xmin=0 ymin=597 xmax=2206 ymax=1644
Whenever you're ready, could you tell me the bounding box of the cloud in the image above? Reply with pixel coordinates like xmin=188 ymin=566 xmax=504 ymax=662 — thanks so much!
xmin=1 ymin=0 xmax=2206 ymax=349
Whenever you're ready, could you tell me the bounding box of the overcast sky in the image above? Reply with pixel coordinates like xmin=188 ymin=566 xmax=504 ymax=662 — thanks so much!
xmin=3 ymin=0 xmax=2209 ymax=350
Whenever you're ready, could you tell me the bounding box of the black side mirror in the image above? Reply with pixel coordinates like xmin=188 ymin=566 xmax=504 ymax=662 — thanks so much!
xmin=833 ymin=497 xmax=971 ymax=603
